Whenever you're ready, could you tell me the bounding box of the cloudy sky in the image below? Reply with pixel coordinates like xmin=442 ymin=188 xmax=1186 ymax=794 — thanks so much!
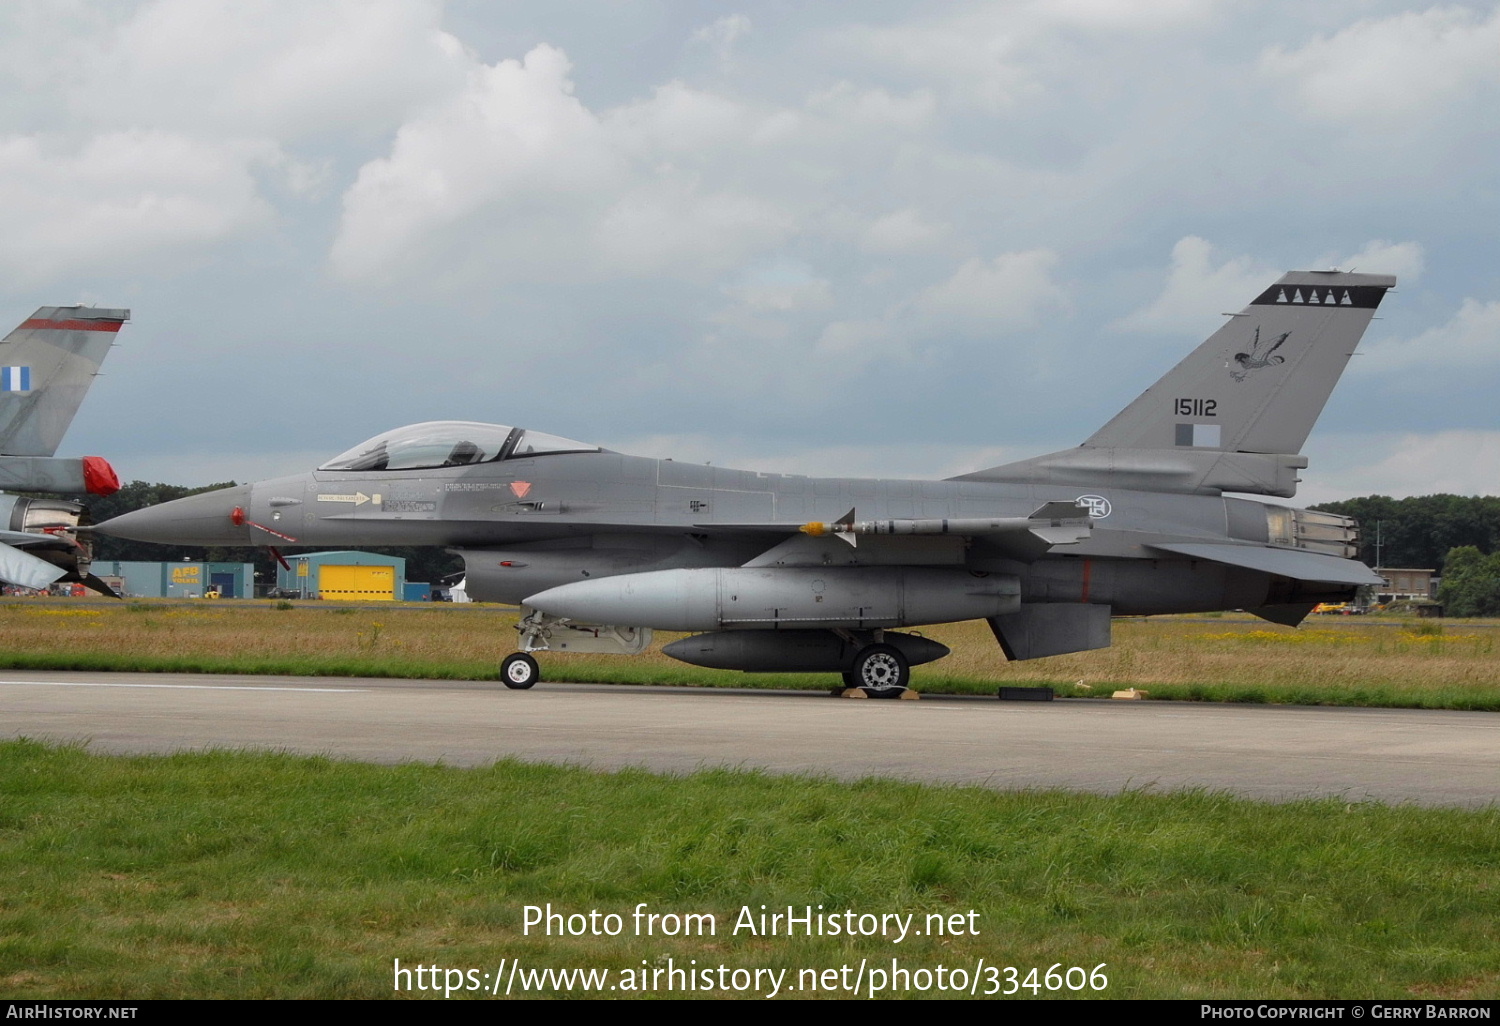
xmin=5 ymin=0 xmax=1499 ymax=504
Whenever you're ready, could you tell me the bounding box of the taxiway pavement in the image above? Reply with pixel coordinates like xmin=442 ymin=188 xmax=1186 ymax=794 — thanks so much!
xmin=2 ymin=670 xmax=1495 ymax=807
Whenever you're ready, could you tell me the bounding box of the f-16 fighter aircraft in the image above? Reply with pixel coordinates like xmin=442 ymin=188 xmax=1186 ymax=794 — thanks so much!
xmin=99 ymin=271 xmax=1392 ymax=692
xmin=0 ymin=306 xmax=130 ymax=595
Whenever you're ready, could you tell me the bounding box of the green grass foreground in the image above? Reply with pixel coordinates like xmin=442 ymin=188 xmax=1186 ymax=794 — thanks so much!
xmin=2 ymin=740 xmax=1497 ymax=1000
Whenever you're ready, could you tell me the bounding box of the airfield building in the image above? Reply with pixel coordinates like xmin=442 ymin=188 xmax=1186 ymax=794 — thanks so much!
xmin=93 ymin=561 xmax=255 ymax=599
xmin=275 ymin=551 xmax=408 ymax=601
xmin=1374 ymin=568 xmax=1437 ymax=603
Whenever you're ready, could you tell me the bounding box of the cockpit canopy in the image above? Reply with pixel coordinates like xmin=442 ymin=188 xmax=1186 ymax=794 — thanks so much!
xmin=319 ymin=421 xmax=602 ymax=472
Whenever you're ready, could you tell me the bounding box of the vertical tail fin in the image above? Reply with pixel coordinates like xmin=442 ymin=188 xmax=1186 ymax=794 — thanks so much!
xmin=954 ymin=271 xmax=1395 ymax=497
xmin=1083 ymin=271 xmax=1394 ymax=454
xmin=0 ymin=306 xmax=130 ymax=457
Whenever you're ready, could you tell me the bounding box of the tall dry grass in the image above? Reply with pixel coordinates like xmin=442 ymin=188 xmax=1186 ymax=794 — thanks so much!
xmin=2 ymin=599 xmax=1497 ymax=707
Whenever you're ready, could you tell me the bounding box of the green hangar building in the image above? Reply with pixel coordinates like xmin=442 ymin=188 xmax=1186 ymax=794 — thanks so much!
xmin=93 ymin=561 xmax=255 ymax=599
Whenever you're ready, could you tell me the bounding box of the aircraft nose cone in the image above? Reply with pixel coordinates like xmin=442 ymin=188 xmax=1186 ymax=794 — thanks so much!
xmin=96 ymin=484 xmax=255 ymax=546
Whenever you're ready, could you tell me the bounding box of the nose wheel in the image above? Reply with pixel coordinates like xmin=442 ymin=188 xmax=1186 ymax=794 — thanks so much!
xmin=500 ymin=652 xmax=540 ymax=689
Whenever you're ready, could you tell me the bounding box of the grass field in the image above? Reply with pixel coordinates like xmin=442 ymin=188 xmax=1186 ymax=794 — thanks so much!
xmin=2 ymin=598 xmax=1498 ymax=709
xmin=2 ymin=739 xmax=1497 ymax=1000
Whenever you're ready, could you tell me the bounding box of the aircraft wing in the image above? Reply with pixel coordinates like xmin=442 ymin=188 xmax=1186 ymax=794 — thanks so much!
xmin=1148 ymin=542 xmax=1382 ymax=585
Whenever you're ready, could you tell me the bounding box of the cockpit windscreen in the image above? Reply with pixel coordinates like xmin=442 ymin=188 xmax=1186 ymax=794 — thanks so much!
xmin=319 ymin=421 xmax=600 ymax=472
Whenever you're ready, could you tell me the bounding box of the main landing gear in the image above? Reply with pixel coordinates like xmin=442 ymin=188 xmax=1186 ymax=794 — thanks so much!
xmin=842 ymin=644 xmax=909 ymax=691
xmin=836 ymin=637 xmax=917 ymax=699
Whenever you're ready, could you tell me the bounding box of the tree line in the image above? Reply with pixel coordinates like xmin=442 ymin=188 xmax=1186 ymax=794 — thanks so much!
xmin=1308 ymin=494 xmax=1500 ymax=572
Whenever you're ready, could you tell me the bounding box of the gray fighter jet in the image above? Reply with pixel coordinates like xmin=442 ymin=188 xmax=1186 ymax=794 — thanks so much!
xmin=100 ymin=271 xmax=1391 ymax=692
xmin=0 ymin=306 xmax=130 ymax=594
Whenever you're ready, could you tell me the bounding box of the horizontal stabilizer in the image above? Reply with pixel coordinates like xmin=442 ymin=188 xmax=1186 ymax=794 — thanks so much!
xmin=0 ymin=541 xmax=68 ymax=590
xmin=1149 ymin=542 xmax=1382 ymax=585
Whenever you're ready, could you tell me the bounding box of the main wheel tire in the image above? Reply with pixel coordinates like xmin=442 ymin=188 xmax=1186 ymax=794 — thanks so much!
xmin=500 ymin=652 xmax=540 ymax=689
xmin=850 ymin=644 xmax=909 ymax=692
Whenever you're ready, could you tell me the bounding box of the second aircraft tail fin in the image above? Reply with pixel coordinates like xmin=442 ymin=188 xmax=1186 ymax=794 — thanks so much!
xmin=0 ymin=306 xmax=130 ymax=457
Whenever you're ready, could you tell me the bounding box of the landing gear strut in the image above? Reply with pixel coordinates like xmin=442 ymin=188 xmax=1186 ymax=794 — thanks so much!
xmin=499 ymin=607 xmax=655 ymax=689
xmin=500 ymin=608 xmax=551 ymax=689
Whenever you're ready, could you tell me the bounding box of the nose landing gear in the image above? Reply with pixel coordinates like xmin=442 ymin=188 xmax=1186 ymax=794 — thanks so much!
xmin=497 ymin=607 xmax=654 ymax=688
xmin=500 ymin=652 xmax=540 ymax=689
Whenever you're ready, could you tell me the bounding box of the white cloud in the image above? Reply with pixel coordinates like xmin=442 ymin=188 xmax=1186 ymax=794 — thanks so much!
xmin=912 ymin=250 xmax=1067 ymax=334
xmin=1359 ymin=297 xmax=1500 ymax=373
xmin=806 ymin=249 xmax=1067 ymax=374
xmin=331 ymin=44 xmax=799 ymax=286
xmin=1037 ymin=0 xmax=1208 ymax=31
xmin=834 ymin=1 xmax=1210 ymax=113
xmin=1261 ymin=5 xmax=1500 ymax=121
xmin=721 ymin=269 xmax=833 ymax=314
xmin=813 ymin=316 xmax=902 ymax=364
xmin=0 ymin=131 xmax=275 ymax=284
xmin=835 ymin=15 xmax=1038 ymax=114
xmin=330 ymin=44 xmax=620 ymax=284
xmin=860 ymin=208 xmax=951 ymax=254
xmin=0 ymin=0 xmax=474 ymax=282
xmin=690 ymin=13 xmax=752 ymax=67
xmin=805 ymin=82 xmax=937 ymax=129
xmin=594 ymin=177 xmax=796 ymax=277
xmin=72 ymin=0 xmax=470 ymax=140
xmin=1332 ymin=239 xmax=1424 ymax=282
xmin=809 ymin=249 xmax=1066 ymax=359
xmin=1117 ymin=237 xmax=1277 ymax=333
xmin=1299 ymin=430 xmax=1500 ymax=504
xmin=608 ymin=81 xmax=752 ymax=158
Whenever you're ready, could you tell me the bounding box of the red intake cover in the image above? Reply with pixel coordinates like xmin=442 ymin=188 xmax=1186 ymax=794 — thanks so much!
xmin=82 ymin=456 xmax=120 ymax=496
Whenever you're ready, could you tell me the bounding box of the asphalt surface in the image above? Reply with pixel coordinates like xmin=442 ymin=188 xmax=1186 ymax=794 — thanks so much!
xmin=2 ymin=669 xmax=1496 ymax=807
